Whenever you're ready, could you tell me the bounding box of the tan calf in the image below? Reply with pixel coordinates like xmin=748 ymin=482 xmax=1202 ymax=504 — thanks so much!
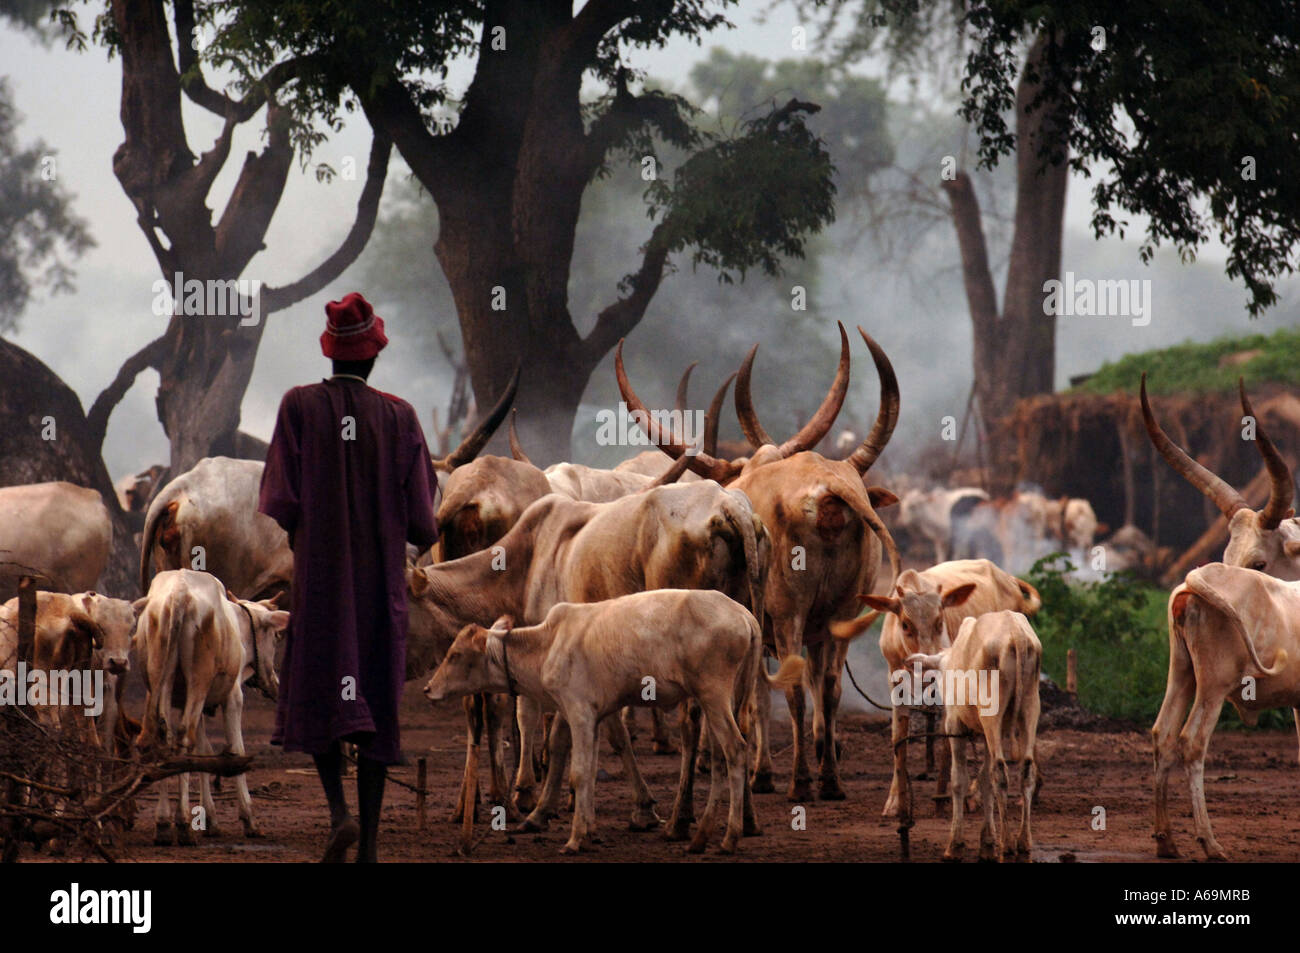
xmin=132 ymin=569 xmax=287 ymax=845
xmin=425 ymin=590 xmax=801 ymax=854
xmin=908 ymin=610 xmax=1042 ymax=862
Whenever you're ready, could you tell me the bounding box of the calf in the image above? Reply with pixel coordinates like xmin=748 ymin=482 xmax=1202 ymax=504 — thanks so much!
xmin=907 ymin=610 xmax=1042 ymax=862
xmin=832 ymin=559 xmax=1040 ymax=826
xmin=1153 ymin=563 xmax=1300 ymax=860
xmin=132 ymin=569 xmax=287 ymax=845
xmin=425 ymin=590 xmax=802 ymax=854
xmin=0 ymin=591 xmax=134 ymax=748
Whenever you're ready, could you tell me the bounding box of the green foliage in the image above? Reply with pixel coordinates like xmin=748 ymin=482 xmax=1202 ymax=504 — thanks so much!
xmin=1024 ymin=554 xmax=1169 ymax=723
xmin=0 ymin=79 xmax=94 ymax=331
xmin=1073 ymin=327 xmax=1300 ymax=396
xmin=1026 ymin=554 xmax=1294 ymax=729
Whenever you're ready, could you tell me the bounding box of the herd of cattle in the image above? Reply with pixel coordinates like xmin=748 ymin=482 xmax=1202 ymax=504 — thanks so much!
xmin=2 ymin=326 xmax=1300 ymax=861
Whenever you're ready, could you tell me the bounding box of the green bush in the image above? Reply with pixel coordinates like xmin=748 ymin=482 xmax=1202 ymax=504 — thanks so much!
xmin=1074 ymin=326 xmax=1300 ymax=396
xmin=1024 ymin=555 xmax=1291 ymax=729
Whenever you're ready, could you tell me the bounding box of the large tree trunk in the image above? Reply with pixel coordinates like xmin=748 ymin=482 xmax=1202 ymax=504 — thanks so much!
xmin=943 ymin=32 xmax=1069 ymax=488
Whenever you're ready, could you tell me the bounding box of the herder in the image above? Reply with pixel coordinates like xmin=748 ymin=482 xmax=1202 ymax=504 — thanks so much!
xmin=259 ymin=292 xmax=440 ymax=862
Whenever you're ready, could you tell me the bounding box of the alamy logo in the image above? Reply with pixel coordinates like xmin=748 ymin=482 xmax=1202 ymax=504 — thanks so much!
xmin=0 ymin=664 xmax=103 ymax=717
xmin=49 ymin=883 xmax=151 ymax=933
xmin=152 ymin=272 xmax=263 ymax=327
xmin=1042 ymin=271 xmax=1152 ymax=327
xmin=891 ymin=661 xmax=999 ymax=716
xmin=595 ymin=401 xmax=705 ymax=454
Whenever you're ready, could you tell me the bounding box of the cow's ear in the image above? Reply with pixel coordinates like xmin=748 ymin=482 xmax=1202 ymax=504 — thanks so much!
xmin=858 ymin=594 xmax=899 ymax=615
xmin=267 ymin=610 xmax=290 ymax=632
xmin=941 ymin=583 xmax=977 ymax=608
xmin=867 ymin=486 xmax=899 ymax=509
xmin=131 ymin=597 xmax=149 ymax=618
xmin=271 ymin=589 xmax=291 ymax=609
xmin=408 ymin=567 xmax=431 ymax=597
xmin=491 ymin=614 xmax=514 ymax=632
xmin=1285 ymin=539 xmax=1300 ymax=559
xmin=469 ymin=627 xmax=489 ymax=652
xmin=225 ymin=587 xmax=239 ymax=604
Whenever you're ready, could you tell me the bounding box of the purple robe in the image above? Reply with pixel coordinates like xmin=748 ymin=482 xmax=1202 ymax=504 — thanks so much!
xmin=258 ymin=377 xmax=439 ymax=765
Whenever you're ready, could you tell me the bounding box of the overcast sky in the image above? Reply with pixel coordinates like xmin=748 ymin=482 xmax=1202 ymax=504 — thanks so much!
xmin=1 ymin=6 xmax=1294 ymax=480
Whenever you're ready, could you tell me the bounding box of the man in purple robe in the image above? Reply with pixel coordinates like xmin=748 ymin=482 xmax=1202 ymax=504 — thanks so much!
xmin=259 ymin=292 xmax=439 ymax=862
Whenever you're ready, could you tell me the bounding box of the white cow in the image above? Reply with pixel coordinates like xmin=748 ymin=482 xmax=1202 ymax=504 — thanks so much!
xmin=425 ymin=590 xmax=802 ymax=854
xmin=139 ymin=458 xmax=292 ymax=600
xmin=907 ymin=610 xmax=1042 ymax=862
xmin=0 ymin=482 xmax=111 ymax=601
xmin=132 ymin=569 xmax=287 ymax=845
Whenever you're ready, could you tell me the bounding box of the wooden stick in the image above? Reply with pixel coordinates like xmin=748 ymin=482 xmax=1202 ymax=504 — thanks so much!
xmin=1066 ymin=648 xmax=1078 ymax=699
xmin=416 ymin=757 xmax=427 ymax=832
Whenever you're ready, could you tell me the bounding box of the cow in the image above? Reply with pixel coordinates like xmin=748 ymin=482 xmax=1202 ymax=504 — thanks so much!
xmin=115 ymin=465 xmax=166 ymax=534
xmin=906 ymin=610 xmax=1042 ymax=862
xmin=1141 ymin=375 xmax=1300 ymax=578
xmin=407 ymin=477 xmax=767 ymax=836
xmin=0 ymin=482 xmax=112 ymax=602
xmin=617 ymin=321 xmax=902 ymax=801
xmin=1 ymin=591 xmax=135 ymax=753
xmin=950 ymin=489 xmax=1100 ymax=574
xmin=1152 ymin=563 xmax=1300 ymax=860
xmin=131 ymin=569 xmax=287 ymax=845
xmin=897 ymin=486 xmax=990 ymax=563
xmin=426 ymin=590 xmax=803 ymax=854
xmin=831 ymin=559 xmax=1041 ymax=828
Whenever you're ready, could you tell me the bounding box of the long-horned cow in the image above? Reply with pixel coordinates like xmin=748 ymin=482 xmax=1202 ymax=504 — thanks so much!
xmin=617 ymin=322 xmax=902 ymax=800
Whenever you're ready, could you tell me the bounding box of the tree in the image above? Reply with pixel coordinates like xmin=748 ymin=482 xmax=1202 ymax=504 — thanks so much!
xmin=51 ymin=0 xmax=392 ymax=478
xmin=803 ymin=0 xmax=1300 ymax=455
xmin=220 ymin=0 xmax=838 ymax=460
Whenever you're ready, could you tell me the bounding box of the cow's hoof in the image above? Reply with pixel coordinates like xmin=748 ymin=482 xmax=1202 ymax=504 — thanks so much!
xmin=513 ymin=788 xmax=537 ymax=813
xmin=203 ymin=821 xmax=223 ymax=838
xmin=628 ymin=806 xmax=661 ymax=831
xmin=787 ymin=779 xmax=813 ymax=802
xmin=751 ymin=772 xmax=775 ymax=794
xmin=1154 ymin=834 xmax=1180 ymax=859
xmin=977 ymin=847 xmax=998 ymax=863
xmin=242 ymin=823 xmax=264 ymax=839
xmin=686 ymin=836 xmax=707 ymax=855
xmin=719 ymin=836 xmax=740 ymax=854
xmin=153 ymin=828 xmax=173 ymax=847
xmin=942 ymin=847 xmax=963 ymax=863
xmin=175 ymin=827 xmax=197 ymax=847
xmin=664 ymin=817 xmax=692 ymax=842
xmin=559 ymin=842 xmax=582 ymax=856
xmin=1200 ymin=840 xmax=1228 ymax=862
xmin=818 ymin=780 xmax=847 ymax=801
xmin=743 ymin=817 xmax=762 ymax=837
xmin=652 ymin=740 xmax=678 ymax=756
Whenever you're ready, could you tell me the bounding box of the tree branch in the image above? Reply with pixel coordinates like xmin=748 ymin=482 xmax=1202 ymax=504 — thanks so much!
xmin=582 ymin=223 xmax=670 ymax=363
xmin=942 ymin=172 xmax=999 ymax=340
xmin=85 ymin=334 xmax=169 ymax=454
xmin=261 ymin=132 xmax=392 ymax=314
xmin=213 ymin=104 xmax=294 ymax=275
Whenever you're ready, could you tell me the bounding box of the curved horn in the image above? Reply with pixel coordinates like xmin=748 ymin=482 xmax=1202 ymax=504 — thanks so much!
xmin=507 ymin=409 xmax=534 ymax=466
xmin=1140 ymin=372 xmax=1248 ymax=518
xmin=615 ymin=340 xmax=740 ymax=483
xmin=649 ymin=450 xmax=695 ymax=487
xmin=435 ymin=364 xmax=520 ymax=470
xmin=1239 ymin=378 xmax=1294 ymax=530
xmin=674 ymin=362 xmax=697 ymax=415
xmin=734 ymin=344 xmax=777 ymax=449
xmin=779 ymin=322 xmax=852 ymax=458
xmin=704 ymin=372 xmax=736 ymax=457
xmin=846 ymin=327 xmax=900 ymax=474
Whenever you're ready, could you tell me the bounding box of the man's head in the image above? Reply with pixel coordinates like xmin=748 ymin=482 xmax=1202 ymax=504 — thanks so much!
xmin=321 ymin=292 xmax=387 ymax=364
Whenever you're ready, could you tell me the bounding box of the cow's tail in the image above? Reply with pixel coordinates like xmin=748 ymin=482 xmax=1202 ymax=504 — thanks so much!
xmin=1006 ymin=627 xmax=1038 ymax=762
xmin=1184 ymin=573 xmax=1288 ymax=676
xmin=139 ymin=494 xmax=180 ymax=594
xmin=723 ymin=495 xmax=765 ymax=636
xmin=736 ymin=619 xmax=803 ymax=734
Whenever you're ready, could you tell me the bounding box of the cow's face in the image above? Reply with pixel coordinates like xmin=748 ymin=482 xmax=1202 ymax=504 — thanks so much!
xmin=244 ymin=600 xmax=290 ymax=698
xmin=863 ymin=575 xmax=977 ymax=655
xmin=1223 ymin=509 xmax=1300 ymax=580
xmin=81 ymin=593 xmax=135 ymax=675
xmin=424 ymin=624 xmax=494 ymax=702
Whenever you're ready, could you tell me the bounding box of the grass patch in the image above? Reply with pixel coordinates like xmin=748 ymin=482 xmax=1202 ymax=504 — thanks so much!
xmin=1072 ymin=326 xmax=1300 ymax=396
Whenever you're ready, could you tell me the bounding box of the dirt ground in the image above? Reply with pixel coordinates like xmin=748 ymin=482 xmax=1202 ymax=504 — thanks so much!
xmin=27 ymin=684 xmax=1300 ymax=863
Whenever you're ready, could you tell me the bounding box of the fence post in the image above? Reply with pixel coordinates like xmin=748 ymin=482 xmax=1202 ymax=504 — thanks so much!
xmin=1066 ymin=648 xmax=1078 ymax=701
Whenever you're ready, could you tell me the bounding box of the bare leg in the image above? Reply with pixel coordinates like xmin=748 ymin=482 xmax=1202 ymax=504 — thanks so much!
xmin=562 ymin=709 xmax=599 ymax=854
xmin=666 ymin=701 xmax=702 ymax=841
xmin=944 ymin=733 xmax=969 ymax=862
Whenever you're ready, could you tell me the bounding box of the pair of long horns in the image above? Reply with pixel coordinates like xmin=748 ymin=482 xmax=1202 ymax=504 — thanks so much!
xmin=615 ymin=322 xmax=899 ymax=481
xmin=507 ymin=363 xmax=732 ymax=468
xmin=432 ymin=365 xmax=521 ymax=471
xmin=1140 ymin=373 xmax=1294 ymax=530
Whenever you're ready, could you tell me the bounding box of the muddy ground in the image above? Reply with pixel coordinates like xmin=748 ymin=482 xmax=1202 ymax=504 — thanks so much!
xmin=25 ymin=684 xmax=1300 ymax=863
